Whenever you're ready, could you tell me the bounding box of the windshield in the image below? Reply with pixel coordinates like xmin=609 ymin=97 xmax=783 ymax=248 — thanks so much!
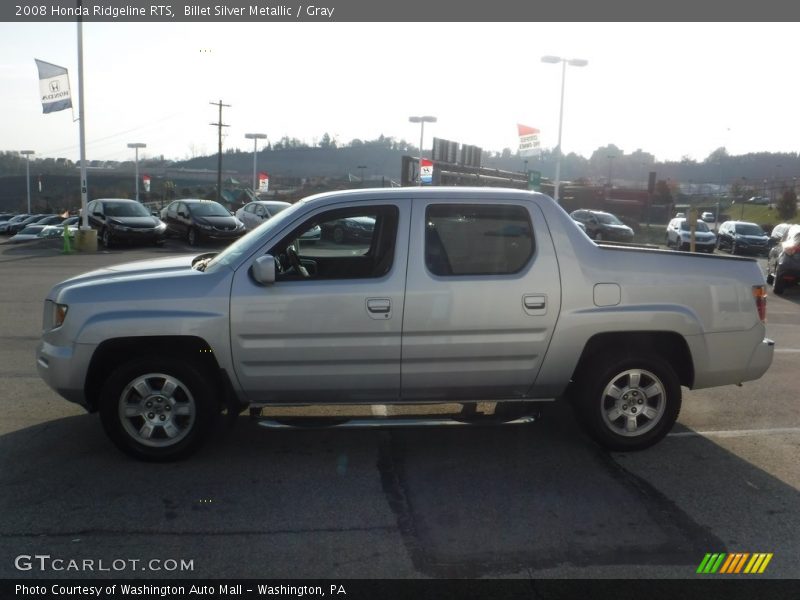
xmin=104 ymin=202 xmax=151 ymax=217
xmin=264 ymin=202 xmax=290 ymax=214
xmin=189 ymin=202 xmax=231 ymax=217
xmin=679 ymin=220 xmax=710 ymax=232
xmin=735 ymin=223 xmax=766 ymax=236
xmin=596 ymin=213 xmax=623 ymax=225
xmin=203 ymin=200 xmax=305 ymax=273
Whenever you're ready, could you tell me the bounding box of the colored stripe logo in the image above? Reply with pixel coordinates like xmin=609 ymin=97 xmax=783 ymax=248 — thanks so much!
xmin=697 ymin=553 xmax=773 ymax=574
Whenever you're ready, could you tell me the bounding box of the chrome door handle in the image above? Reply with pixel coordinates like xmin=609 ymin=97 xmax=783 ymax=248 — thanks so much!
xmin=523 ymin=295 xmax=546 ymax=310
xmin=367 ymin=298 xmax=392 ymax=318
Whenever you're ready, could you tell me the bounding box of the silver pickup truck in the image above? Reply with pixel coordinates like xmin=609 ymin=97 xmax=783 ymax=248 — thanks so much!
xmin=36 ymin=187 xmax=774 ymax=460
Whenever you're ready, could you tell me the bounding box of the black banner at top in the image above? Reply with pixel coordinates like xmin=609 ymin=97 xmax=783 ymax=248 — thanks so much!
xmin=4 ymin=0 xmax=800 ymax=22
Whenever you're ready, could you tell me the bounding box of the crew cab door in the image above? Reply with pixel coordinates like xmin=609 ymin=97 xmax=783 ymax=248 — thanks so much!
xmin=229 ymin=199 xmax=409 ymax=404
xmin=401 ymin=197 xmax=561 ymax=400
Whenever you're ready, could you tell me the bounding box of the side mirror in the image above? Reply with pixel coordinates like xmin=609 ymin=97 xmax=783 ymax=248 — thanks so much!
xmin=252 ymin=254 xmax=276 ymax=285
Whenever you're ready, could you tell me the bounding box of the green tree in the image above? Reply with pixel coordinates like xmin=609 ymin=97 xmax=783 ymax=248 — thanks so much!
xmin=777 ymin=187 xmax=798 ymax=220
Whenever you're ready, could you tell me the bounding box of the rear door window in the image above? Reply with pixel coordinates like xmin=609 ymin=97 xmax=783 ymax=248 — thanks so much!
xmin=425 ymin=204 xmax=534 ymax=276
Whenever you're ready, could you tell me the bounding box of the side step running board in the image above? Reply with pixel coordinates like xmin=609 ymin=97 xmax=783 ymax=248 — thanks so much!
xmin=254 ymin=415 xmax=538 ymax=430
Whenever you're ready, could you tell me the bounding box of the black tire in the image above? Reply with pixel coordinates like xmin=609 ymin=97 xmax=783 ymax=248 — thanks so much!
xmin=573 ymin=352 xmax=681 ymax=451
xmin=100 ymin=227 xmax=112 ymax=249
xmin=187 ymin=227 xmax=198 ymax=246
xmin=766 ymin=262 xmax=774 ymax=285
xmin=772 ymin=275 xmax=786 ymax=295
xmin=99 ymin=357 xmax=217 ymax=461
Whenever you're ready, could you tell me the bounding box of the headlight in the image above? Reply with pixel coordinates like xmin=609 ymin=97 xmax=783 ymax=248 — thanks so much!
xmin=156 ymin=222 xmax=167 ymax=231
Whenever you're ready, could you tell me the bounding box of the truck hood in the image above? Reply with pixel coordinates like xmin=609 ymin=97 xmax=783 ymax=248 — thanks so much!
xmin=50 ymin=255 xmax=206 ymax=298
xmin=71 ymin=254 xmax=197 ymax=279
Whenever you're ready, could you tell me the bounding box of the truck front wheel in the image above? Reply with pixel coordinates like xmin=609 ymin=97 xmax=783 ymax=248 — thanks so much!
xmin=99 ymin=357 xmax=216 ymax=461
xmin=574 ymin=353 xmax=681 ymax=451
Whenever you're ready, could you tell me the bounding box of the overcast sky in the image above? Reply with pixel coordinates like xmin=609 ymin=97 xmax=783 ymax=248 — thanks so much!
xmin=2 ymin=22 xmax=799 ymax=165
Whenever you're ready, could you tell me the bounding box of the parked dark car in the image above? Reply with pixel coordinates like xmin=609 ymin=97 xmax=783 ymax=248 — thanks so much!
xmin=5 ymin=214 xmax=48 ymax=235
xmin=569 ymin=209 xmax=634 ymax=242
xmin=716 ymin=221 xmax=769 ymax=256
xmin=162 ymin=199 xmax=246 ymax=246
xmin=0 ymin=214 xmax=31 ymax=234
xmin=320 ymin=215 xmax=376 ymax=244
xmin=33 ymin=215 xmax=65 ymax=227
xmin=766 ymin=223 xmax=800 ymax=295
xmin=86 ymin=199 xmax=167 ymax=248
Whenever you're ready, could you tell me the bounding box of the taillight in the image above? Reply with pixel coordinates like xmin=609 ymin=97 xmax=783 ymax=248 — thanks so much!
xmin=753 ymin=286 xmax=767 ymax=322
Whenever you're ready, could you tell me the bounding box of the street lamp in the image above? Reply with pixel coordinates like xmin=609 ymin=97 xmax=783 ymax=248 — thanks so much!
xmin=127 ymin=143 xmax=146 ymax=202
xmin=20 ymin=150 xmax=34 ymax=213
xmin=409 ymin=115 xmax=437 ymax=186
xmin=245 ymin=133 xmax=268 ymax=194
xmin=541 ymin=55 xmax=588 ymax=203
xmin=607 ymin=155 xmax=615 ymax=188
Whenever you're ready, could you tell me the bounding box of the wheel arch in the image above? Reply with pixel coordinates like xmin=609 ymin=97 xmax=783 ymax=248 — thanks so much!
xmin=570 ymin=331 xmax=695 ymax=390
xmin=84 ymin=336 xmax=238 ymax=413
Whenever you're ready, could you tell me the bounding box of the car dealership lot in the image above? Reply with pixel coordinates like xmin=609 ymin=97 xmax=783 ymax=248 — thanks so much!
xmin=0 ymin=240 xmax=798 ymax=580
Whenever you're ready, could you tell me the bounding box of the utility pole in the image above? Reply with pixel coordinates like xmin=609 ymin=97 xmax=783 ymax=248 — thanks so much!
xmin=210 ymin=100 xmax=230 ymax=203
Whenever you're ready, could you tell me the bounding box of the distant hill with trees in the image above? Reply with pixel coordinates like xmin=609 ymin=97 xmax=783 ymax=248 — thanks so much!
xmin=1 ymin=137 xmax=798 ymax=216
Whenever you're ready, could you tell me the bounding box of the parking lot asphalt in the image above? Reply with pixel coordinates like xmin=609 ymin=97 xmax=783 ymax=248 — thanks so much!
xmin=0 ymin=238 xmax=798 ymax=582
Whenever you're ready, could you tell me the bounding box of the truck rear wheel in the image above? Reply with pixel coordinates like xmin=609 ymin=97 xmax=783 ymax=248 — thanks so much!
xmin=99 ymin=357 xmax=216 ymax=461
xmin=573 ymin=353 xmax=681 ymax=451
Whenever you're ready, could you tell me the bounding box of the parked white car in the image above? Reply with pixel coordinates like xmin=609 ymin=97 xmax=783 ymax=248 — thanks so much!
xmin=665 ymin=218 xmax=717 ymax=252
xmin=235 ymin=200 xmax=292 ymax=231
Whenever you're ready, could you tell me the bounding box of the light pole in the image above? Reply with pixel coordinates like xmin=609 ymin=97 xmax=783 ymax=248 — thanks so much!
xmin=541 ymin=55 xmax=588 ymax=203
xmin=20 ymin=150 xmax=34 ymax=214
xmin=127 ymin=143 xmax=146 ymax=202
xmin=607 ymin=155 xmax=615 ymax=188
xmin=409 ymin=115 xmax=437 ymax=186
xmin=245 ymin=133 xmax=267 ymax=194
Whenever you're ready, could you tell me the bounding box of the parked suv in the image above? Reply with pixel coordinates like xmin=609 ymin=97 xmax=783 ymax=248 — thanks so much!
xmin=766 ymin=223 xmax=800 ymax=295
xmin=162 ymin=199 xmax=246 ymax=246
xmin=716 ymin=221 xmax=769 ymax=256
xmin=665 ymin=218 xmax=716 ymax=252
xmin=569 ymin=209 xmax=634 ymax=242
xmin=86 ymin=198 xmax=167 ymax=248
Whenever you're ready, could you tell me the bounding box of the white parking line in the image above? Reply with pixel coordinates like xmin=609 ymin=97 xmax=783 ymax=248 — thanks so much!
xmin=669 ymin=427 xmax=800 ymax=438
xmin=774 ymin=348 xmax=800 ymax=353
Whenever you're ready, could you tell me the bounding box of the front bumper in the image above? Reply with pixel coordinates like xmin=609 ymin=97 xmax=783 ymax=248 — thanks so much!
xmin=109 ymin=228 xmax=166 ymax=244
xmin=679 ymin=239 xmax=716 ymax=252
xmin=200 ymin=228 xmax=246 ymax=242
xmin=36 ymin=340 xmax=94 ymax=410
